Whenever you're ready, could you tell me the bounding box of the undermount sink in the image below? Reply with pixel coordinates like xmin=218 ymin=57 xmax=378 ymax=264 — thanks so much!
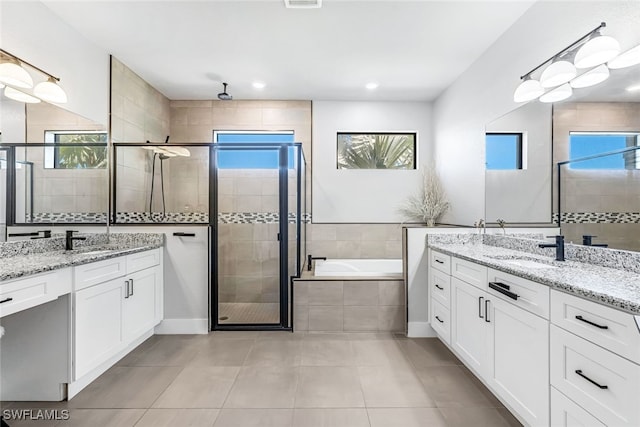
xmin=486 ymin=254 xmax=558 ymax=269
xmin=501 ymin=259 xmax=557 ymax=269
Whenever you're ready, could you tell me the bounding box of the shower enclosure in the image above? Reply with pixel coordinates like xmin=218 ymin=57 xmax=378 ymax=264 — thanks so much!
xmin=112 ymin=142 xmax=306 ymax=330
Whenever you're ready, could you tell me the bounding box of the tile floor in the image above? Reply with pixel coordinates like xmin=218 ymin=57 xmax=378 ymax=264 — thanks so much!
xmin=2 ymin=332 xmax=522 ymax=427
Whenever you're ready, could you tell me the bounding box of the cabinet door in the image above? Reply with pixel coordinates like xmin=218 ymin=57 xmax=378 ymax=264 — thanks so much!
xmin=74 ymin=278 xmax=125 ymax=380
xmin=550 ymin=387 xmax=606 ymax=427
xmin=451 ymin=277 xmax=489 ymax=377
xmin=122 ymin=266 xmax=159 ymax=344
xmin=488 ymin=296 xmax=549 ymax=427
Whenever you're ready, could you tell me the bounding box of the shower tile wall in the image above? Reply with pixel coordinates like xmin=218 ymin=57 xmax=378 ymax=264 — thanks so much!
xmin=553 ymin=102 xmax=640 ymax=251
xmin=24 ymin=102 xmax=107 ymax=216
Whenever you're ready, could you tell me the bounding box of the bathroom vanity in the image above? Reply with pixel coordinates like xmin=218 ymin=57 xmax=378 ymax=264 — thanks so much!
xmin=0 ymin=234 xmax=164 ymax=401
xmin=427 ymin=236 xmax=640 ymax=427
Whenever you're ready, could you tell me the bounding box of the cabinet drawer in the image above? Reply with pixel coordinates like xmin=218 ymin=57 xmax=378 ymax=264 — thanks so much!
xmin=487 ymin=268 xmax=550 ymax=319
xmin=0 ymin=268 xmax=72 ymax=317
xmin=550 ymin=325 xmax=640 ymax=427
xmin=430 ymin=268 xmax=451 ymax=308
xmin=126 ymin=249 xmax=160 ymax=275
xmin=430 ymin=250 xmax=451 ymax=274
xmin=550 ymin=387 xmax=606 ymax=427
xmin=74 ymin=256 xmax=126 ymax=291
xmin=451 ymin=257 xmax=487 ymax=290
xmin=431 ymin=299 xmax=450 ymax=345
xmin=551 ymin=290 xmax=640 ymax=364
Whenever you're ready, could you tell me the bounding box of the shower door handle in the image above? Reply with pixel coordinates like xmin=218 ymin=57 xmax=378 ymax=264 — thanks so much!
xmin=277 ymin=233 xmax=281 ymax=241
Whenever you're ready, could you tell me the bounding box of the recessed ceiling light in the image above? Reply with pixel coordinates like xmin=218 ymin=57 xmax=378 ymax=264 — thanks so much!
xmin=627 ymin=84 xmax=640 ymax=92
xmin=252 ymin=81 xmax=266 ymax=90
xmin=365 ymin=82 xmax=379 ymax=90
xmin=284 ymin=0 xmax=321 ymax=8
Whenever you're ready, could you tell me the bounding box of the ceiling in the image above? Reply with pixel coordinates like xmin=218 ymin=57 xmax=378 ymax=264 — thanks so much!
xmin=43 ymin=0 xmax=534 ymax=102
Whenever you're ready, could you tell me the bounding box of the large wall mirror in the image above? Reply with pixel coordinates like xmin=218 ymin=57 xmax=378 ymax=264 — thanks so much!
xmin=0 ymin=98 xmax=108 ymax=241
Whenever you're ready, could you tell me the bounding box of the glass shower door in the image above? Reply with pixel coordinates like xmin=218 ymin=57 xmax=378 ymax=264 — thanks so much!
xmin=214 ymin=145 xmax=287 ymax=327
xmin=0 ymin=149 xmax=7 ymax=241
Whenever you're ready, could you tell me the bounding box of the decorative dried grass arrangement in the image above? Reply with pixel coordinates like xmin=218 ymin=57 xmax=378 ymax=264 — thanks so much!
xmin=399 ymin=165 xmax=450 ymax=227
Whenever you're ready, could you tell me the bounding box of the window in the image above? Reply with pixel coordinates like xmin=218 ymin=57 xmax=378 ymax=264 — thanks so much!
xmin=337 ymin=133 xmax=416 ymax=169
xmin=569 ymin=132 xmax=640 ymax=169
xmin=485 ymin=133 xmax=523 ymax=170
xmin=44 ymin=131 xmax=107 ymax=169
xmin=214 ymin=131 xmax=295 ymax=169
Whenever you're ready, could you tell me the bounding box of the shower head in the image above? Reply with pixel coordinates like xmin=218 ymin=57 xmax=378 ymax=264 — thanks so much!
xmin=218 ymin=82 xmax=233 ymax=101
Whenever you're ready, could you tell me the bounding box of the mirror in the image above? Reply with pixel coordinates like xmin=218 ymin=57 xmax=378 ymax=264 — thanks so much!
xmin=485 ymin=102 xmax=553 ymax=224
xmin=0 ymin=99 xmax=108 ymax=241
xmin=552 ymin=64 xmax=640 ymax=251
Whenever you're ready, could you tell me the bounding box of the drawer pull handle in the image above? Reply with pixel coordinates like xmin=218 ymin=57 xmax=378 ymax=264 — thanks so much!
xmin=435 ymin=316 xmax=444 ymax=323
xmin=489 ymin=281 xmax=510 ymax=291
xmin=125 ymin=280 xmax=130 ymax=299
xmin=130 ymin=279 xmax=134 ymax=296
xmin=0 ymin=297 xmax=13 ymax=304
xmin=575 ymin=370 xmax=608 ymax=390
xmin=485 ymin=299 xmax=491 ymax=323
xmin=173 ymin=232 xmax=196 ymax=237
xmin=435 ymin=284 xmax=444 ymax=290
xmin=575 ymin=315 xmax=608 ymax=330
xmin=478 ymin=296 xmax=484 ymax=319
xmin=489 ymin=282 xmax=519 ymax=300
xmin=435 ymin=259 xmax=444 ymax=264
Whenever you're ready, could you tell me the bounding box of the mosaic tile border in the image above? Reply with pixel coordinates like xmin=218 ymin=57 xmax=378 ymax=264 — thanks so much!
xmin=29 ymin=213 xmax=108 ymax=223
xmin=25 ymin=212 xmax=312 ymax=225
xmin=553 ymin=212 xmax=640 ymax=224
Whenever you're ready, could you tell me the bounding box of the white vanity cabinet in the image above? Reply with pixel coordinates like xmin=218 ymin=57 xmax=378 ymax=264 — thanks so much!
xmin=72 ymin=248 xmax=163 ymax=387
xmin=431 ymin=249 xmax=550 ymax=427
xmin=0 ymin=268 xmax=72 ymax=318
xmin=550 ymin=290 xmax=640 ymax=427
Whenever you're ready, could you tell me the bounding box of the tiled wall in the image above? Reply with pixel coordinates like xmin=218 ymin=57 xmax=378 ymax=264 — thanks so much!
xmin=293 ymin=279 xmax=405 ymax=332
xmin=553 ymin=102 xmax=640 ymax=250
xmin=307 ymin=224 xmax=403 ymax=259
xmin=24 ymin=102 xmax=107 ymax=216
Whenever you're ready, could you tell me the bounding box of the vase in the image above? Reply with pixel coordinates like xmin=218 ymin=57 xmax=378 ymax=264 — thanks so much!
xmin=426 ymin=219 xmax=436 ymax=227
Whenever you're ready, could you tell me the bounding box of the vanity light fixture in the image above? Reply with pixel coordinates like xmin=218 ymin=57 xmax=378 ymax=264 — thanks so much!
xmin=514 ymin=22 xmax=639 ymax=103
xmin=570 ymin=64 xmax=610 ymax=89
xmin=608 ymin=44 xmax=640 ymax=69
xmin=4 ymin=86 xmax=41 ymax=103
xmin=0 ymin=49 xmax=67 ymax=104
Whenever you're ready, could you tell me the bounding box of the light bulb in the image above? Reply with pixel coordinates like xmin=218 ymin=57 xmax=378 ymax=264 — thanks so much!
xmin=514 ymin=79 xmax=544 ymax=102
xmin=539 ymin=83 xmax=572 ymax=103
xmin=570 ymin=64 xmax=610 ymax=89
xmin=574 ymin=35 xmax=620 ymax=68
xmin=540 ymin=61 xmax=577 ymax=88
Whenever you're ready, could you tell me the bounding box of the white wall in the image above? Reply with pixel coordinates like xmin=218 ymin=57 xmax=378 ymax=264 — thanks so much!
xmin=0 ymin=1 xmax=109 ymax=126
xmin=312 ymin=101 xmax=432 ymax=223
xmin=433 ymin=1 xmax=640 ymax=226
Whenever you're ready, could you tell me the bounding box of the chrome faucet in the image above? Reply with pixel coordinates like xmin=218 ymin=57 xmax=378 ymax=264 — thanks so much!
xmin=65 ymin=230 xmax=87 ymax=250
xmin=307 ymin=254 xmax=327 ymax=271
xmin=538 ymin=235 xmax=565 ymax=261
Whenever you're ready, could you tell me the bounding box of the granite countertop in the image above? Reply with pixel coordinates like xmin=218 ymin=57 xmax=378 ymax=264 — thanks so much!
xmin=0 ymin=234 xmax=164 ymax=282
xmin=428 ymin=241 xmax=640 ymax=315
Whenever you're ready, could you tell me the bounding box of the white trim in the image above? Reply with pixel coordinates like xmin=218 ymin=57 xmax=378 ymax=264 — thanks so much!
xmin=407 ymin=321 xmax=437 ymax=338
xmin=155 ymin=318 xmax=209 ymax=335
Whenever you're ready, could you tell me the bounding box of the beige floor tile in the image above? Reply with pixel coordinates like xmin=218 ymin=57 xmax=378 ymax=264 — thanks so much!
xmin=294 ymin=367 xmax=365 ymax=408
xmin=118 ymin=335 xmax=203 ymax=367
xmin=415 ymin=365 xmax=501 ymax=408
xmin=292 ymin=408 xmax=370 ymax=427
xmin=358 ymin=366 xmax=435 ymax=408
xmin=61 ymin=409 xmax=145 ymax=427
xmin=397 ymin=338 xmax=461 ymax=369
xmin=209 ymin=331 xmax=259 ymax=340
xmin=188 ymin=339 xmax=254 ymax=366
xmin=458 ymin=364 xmax=505 ymax=408
xmin=135 ymin=409 xmax=219 ymax=427
xmin=244 ymin=340 xmax=302 ymax=367
xmin=257 ymin=331 xmax=305 ymax=340
xmin=213 ymin=408 xmax=293 ymax=427
xmin=351 ymin=340 xmax=412 ymax=369
xmin=224 ymin=366 xmax=298 ymax=408
xmin=300 ymin=340 xmax=355 ymax=366
xmin=367 ymin=408 xmax=447 ymax=427
xmin=439 ymin=407 xmax=523 ymax=427
xmin=69 ymin=366 xmax=182 ymax=408
xmin=152 ymin=366 xmax=239 ymax=408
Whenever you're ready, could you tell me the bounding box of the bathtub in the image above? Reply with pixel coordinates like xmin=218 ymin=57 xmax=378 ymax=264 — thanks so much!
xmin=314 ymin=259 xmax=403 ymax=277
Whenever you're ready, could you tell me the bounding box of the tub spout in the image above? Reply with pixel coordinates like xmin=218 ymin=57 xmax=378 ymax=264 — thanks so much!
xmin=307 ymin=254 xmax=327 ymax=271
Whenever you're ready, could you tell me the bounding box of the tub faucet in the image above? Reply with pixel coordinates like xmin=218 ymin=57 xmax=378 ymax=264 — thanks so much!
xmin=66 ymin=230 xmax=86 ymax=251
xmin=307 ymin=254 xmax=327 ymax=271
xmin=582 ymin=235 xmax=608 ymax=248
xmin=538 ymin=235 xmax=565 ymax=261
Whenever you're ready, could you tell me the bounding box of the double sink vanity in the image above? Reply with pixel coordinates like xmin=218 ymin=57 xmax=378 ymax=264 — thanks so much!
xmin=427 ymin=233 xmax=640 ymax=427
xmin=0 ymin=233 xmax=164 ymax=401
